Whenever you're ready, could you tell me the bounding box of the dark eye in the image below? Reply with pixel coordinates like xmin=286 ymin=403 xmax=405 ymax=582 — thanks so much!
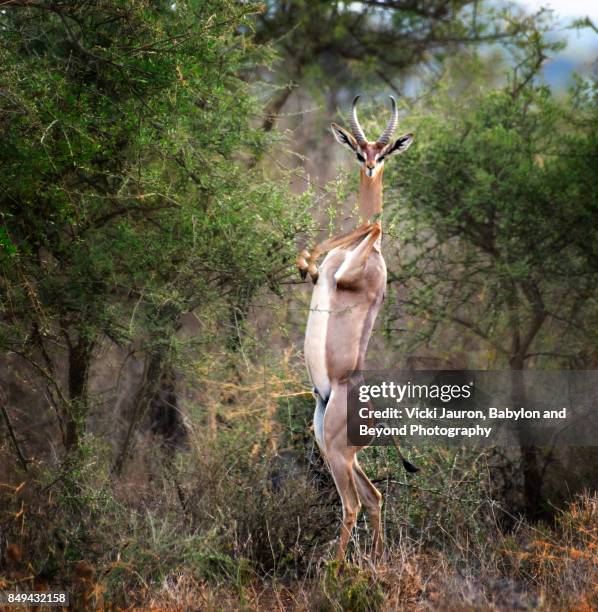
xmin=377 ymin=155 xmax=385 ymax=163
xmin=356 ymin=153 xmax=365 ymax=162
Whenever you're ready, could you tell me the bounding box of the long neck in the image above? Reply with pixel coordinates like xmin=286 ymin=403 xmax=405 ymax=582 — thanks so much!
xmin=358 ymin=167 xmax=383 ymax=221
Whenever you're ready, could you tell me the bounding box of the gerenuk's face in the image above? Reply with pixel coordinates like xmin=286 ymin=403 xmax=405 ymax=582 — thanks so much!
xmin=330 ymin=123 xmax=415 ymax=179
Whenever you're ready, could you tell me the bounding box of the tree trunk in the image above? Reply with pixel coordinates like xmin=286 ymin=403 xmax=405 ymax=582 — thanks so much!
xmin=65 ymin=335 xmax=93 ymax=452
xmin=509 ymin=356 xmax=542 ymax=517
xmin=113 ymin=348 xmax=162 ymax=475
xmin=148 ymin=361 xmax=185 ymax=449
xmin=113 ymin=304 xmax=185 ymax=474
xmin=504 ymin=277 xmax=547 ymax=518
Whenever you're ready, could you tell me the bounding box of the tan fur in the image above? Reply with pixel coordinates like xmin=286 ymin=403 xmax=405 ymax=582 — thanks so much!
xmin=304 ymin=211 xmax=386 ymax=561
xmin=358 ymin=164 xmax=383 ymax=219
xmin=300 ymin=102 xmax=412 ymax=561
xmin=358 ymin=141 xmax=386 ymax=167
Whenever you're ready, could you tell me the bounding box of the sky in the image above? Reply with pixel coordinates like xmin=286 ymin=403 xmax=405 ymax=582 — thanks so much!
xmin=520 ymin=0 xmax=598 ymax=22
xmin=518 ymin=0 xmax=598 ymax=88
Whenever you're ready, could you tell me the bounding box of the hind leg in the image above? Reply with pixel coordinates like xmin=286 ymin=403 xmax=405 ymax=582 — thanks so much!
xmin=327 ymin=445 xmax=361 ymax=560
xmin=323 ymin=384 xmax=362 ymax=560
xmin=353 ymin=458 xmax=384 ymax=560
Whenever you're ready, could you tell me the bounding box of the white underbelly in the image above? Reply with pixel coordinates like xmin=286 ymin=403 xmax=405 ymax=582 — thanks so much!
xmin=304 ymin=253 xmax=334 ymax=399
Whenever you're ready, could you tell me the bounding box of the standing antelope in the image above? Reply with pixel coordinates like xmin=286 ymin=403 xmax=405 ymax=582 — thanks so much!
xmin=298 ymin=96 xmax=417 ymax=561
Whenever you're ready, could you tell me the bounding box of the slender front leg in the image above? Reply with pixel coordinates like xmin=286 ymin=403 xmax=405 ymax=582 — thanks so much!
xmin=297 ymin=223 xmax=373 ymax=283
xmin=333 ymin=222 xmax=381 ymax=289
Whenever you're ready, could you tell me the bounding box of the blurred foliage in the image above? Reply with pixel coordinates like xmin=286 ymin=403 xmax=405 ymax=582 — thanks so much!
xmin=252 ymin=0 xmax=557 ymax=126
xmin=255 ymin=0 xmax=541 ymax=81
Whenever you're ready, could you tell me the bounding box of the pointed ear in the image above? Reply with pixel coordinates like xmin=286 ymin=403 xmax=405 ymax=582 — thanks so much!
xmin=384 ymin=133 xmax=414 ymax=157
xmin=330 ymin=123 xmax=358 ymax=152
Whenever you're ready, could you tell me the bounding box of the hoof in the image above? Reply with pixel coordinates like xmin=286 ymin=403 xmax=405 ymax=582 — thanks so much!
xmin=297 ymin=249 xmax=311 ymax=281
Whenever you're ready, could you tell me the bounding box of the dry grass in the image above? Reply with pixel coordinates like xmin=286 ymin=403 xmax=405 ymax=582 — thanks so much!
xmin=1 ymin=364 xmax=597 ymax=610
xmin=134 ymin=494 xmax=598 ymax=611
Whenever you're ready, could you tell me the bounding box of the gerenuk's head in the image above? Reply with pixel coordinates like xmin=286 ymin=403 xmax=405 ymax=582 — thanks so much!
xmin=330 ymin=95 xmax=413 ymax=179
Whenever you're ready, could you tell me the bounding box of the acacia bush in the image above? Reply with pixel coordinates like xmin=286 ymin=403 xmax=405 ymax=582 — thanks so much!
xmin=0 ymin=0 xmax=311 ymax=458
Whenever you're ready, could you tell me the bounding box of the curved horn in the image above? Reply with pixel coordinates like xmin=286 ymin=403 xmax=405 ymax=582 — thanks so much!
xmin=377 ymin=95 xmax=398 ymax=145
xmin=349 ymin=95 xmax=367 ymax=144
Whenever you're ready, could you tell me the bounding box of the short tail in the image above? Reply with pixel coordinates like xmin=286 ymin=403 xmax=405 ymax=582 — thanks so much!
xmin=402 ymin=458 xmax=420 ymax=474
xmin=378 ymin=420 xmax=420 ymax=473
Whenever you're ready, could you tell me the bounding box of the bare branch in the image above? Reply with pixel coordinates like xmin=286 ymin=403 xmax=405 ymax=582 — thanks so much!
xmin=449 ymin=315 xmax=508 ymax=355
xmin=0 ymin=400 xmax=29 ymax=472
